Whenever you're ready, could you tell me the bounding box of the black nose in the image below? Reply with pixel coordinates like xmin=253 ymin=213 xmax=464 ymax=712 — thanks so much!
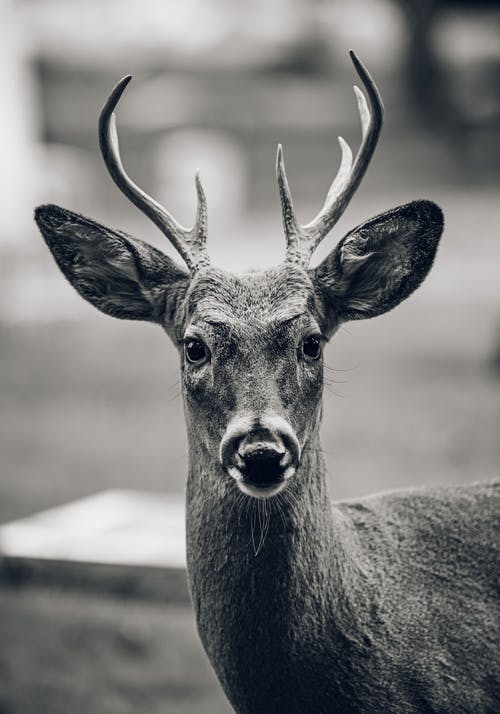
xmin=220 ymin=415 xmax=300 ymax=492
xmin=237 ymin=430 xmax=287 ymax=487
xmin=239 ymin=440 xmax=285 ymax=486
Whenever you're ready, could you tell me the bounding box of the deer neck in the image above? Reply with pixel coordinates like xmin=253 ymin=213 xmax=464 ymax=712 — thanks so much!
xmin=185 ymin=429 xmax=373 ymax=709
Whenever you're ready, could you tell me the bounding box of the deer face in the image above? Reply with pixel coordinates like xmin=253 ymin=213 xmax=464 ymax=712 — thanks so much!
xmin=179 ymin=265 xmax=324 ymax=497
xmin=34 ymin=52 xmax=444 ymax=499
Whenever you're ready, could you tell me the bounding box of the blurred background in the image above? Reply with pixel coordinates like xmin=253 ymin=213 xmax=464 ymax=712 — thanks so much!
xmin=1 ymin=0 xmax=499 ymax=711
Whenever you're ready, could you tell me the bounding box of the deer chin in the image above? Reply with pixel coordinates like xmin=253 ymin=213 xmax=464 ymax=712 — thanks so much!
xmin=228 ymin=465 xmax=295 ymax=499
xmin=236 ymin=478 xmax=288 ymax=500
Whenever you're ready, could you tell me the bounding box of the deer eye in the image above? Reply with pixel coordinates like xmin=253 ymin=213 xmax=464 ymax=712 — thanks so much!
xmin=302 ymin=335 xmax=322 ymax=361
xmin=185 ymin=338 xmax=209 ymax=365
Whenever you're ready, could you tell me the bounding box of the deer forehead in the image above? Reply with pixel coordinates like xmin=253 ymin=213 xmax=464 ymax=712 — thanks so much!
xmin=183 ymin=265 xmax=321 ymax=335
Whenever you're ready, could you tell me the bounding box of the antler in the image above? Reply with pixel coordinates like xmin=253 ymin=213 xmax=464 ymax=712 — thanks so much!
xmin=277 ymin=50 xmax=384 ymax=267
xmin=99 ymin=76 xmax=209 ymax=273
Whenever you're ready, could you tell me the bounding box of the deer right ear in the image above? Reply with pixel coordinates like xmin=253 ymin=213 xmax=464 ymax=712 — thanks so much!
xmin=35 ymin=204 xmax=189 ymax=335
xmin=312 ymin=200 xmax=444 ymax=333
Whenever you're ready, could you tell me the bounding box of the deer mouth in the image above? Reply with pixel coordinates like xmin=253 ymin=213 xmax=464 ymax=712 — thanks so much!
xmin=236 ymin=478 xmax=289 ymax=499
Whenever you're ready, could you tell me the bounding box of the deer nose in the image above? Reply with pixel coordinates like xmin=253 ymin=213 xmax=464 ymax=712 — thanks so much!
xmin=238 ymin=433 xmax=285 ymax=486
xmin=220 ymin=416 xmax=300 ymax=497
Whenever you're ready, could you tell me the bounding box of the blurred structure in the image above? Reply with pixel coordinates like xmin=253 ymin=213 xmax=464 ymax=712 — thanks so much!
xmin=0 ymin=0 xmax=497 ymax=319
xmin=1 ymin=1 xmax=499 ymax=247
xmin=0 ymin=1 xmax=40 ymax=246
xmin=396 ymin=0 xmax=500 ymax=153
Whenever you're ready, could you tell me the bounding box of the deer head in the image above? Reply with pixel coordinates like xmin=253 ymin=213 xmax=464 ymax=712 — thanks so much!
xmin=35 ymin=52 xmax=443 ymax=500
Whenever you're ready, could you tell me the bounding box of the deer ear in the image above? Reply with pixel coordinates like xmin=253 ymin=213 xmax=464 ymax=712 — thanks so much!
xmin=35 ymin=204 xmax=189 ymax=331
xmin=312 ymin=200 xmax=443 ymax=330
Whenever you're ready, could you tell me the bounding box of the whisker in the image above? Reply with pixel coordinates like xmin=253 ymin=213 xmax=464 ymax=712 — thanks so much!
xmin=255 ymin=499 xmax=267 ymax=556
xmin=324 ymin=383 xmax=344 ymax=398
xmin=261 ymin=499 xmax=271 ymax=552
xmin=243 ymin=496 xmax=253 ymax=538
xmin=302 ymin=443 xmax=328 ymax=455
xmin=325 ymin=362 xmax=358 ymax=374
xmin=228 ymin=490 xmax=244 ymax=522
xmin=238 ymin=492 xmax=249 ymax=526
xmin=167 ymin=378 xmax=182 ymax=402
xmin=338 ymin=324 xmax=352 ymax=336
xmin=274 ymin=494 xmax=288 ymax=530
xmin=250 ymin=500 xmax=258 ymax=555
xmin=281 ymin=487 xmax=300 ymax=511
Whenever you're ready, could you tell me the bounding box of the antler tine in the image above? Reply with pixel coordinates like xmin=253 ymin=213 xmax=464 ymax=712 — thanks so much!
xmin=278 ymin=50 xmax=384 ymax=267
xmin=276 ymin=144 xmax=299 ymax=243
xmin=98 ymin=76 xmax=209 ymax=272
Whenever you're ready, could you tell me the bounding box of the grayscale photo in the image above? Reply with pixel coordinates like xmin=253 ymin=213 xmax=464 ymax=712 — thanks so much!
xmin=0 ymin=1 xmax=499 ymax=712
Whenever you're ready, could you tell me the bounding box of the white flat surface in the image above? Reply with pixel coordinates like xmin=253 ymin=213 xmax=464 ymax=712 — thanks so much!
xmin=0 ymin=490 xmax=186 ymax=569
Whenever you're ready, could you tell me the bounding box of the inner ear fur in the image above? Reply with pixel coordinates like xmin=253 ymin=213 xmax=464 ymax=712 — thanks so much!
xmin=312 ymin=200 xmax=444 ymax=326
xmin=35 ymin=204 xmax=189 ymax=329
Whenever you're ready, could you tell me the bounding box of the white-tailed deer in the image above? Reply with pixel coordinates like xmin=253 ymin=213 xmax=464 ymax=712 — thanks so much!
xmin=35 ymin=52 xmax=499 ymax=713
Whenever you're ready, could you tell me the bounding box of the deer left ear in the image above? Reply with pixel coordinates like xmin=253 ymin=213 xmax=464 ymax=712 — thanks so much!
xmin=312 ymin=200 xmax=444 ymax=330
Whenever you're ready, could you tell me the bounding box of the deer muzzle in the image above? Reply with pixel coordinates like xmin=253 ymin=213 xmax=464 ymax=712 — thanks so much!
xmin=220 ymin=414 xmax=300 ymax=498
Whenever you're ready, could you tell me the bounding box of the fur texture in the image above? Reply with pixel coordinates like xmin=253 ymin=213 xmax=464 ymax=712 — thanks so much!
xmin=35 ymin=205 xmax=189 ymax=337
xmin=314 ymin=200 xmax=443 ymax=328
xmin=34 ymin=199 xmax=500 ymax=714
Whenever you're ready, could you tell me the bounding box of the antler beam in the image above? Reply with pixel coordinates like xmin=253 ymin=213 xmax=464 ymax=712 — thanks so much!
xmin=99 ymin=76 xmax=209 ymax=272
xmin=277 ymin=50 xmax=384 ymax=267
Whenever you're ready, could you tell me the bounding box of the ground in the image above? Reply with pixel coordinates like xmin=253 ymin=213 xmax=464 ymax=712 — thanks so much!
xmin=0 ymin=585 xmax=232 ymax=714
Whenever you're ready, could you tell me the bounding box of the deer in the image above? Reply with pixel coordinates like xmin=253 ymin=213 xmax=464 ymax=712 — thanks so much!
xmin=35 ymin=51 xmax=499 ymax=713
